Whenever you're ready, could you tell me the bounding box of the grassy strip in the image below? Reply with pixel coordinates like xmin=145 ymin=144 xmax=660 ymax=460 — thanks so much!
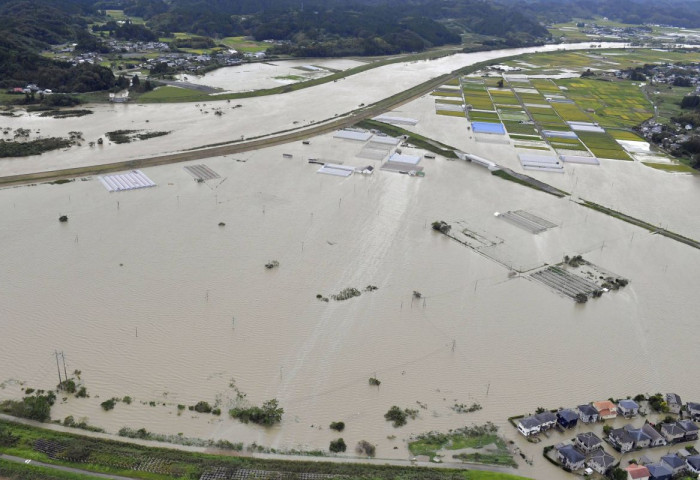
xmin=355 ymin=119 xmax=458 ymax=158
xmin=0 ymin=419 xmax=526 ymax=480
xmin=0 ymin=459 xmax=106 ymax=480
xmin=491 ymin=169 xmax=567 ymax=197
xmin=578 ymin=199 xmax=700 ymax=250
xmin=642 ymin=162 xmax=697 ymax=173
xmin=436 ymin=110 xmax=466 ymax=117
xmin=453 ymin=453 xmax=518 ymax=468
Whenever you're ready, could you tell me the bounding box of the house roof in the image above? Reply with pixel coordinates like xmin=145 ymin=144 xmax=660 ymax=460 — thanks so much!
xmin=666 ymin=393 xmax=682 ymax=405
xmin=647 ymin=463 xmax=673 ymax=478
xmin=611 ymin=427 xmax=634 ymax=444
xmin=661 ymin=454 xmax=684 ymax=468
xmin=687 ymin=402 xmax=700 ymax=411
xmin=557 ymin=444 xmax=585 ymax=463
xmin=519 ymin=415 xmax=541 ymax=429
xmin=661 ymin=422 xmax=685 ymax=436
xmin=619 ymin=399 xmax=640 ymax=410
xmin=626 ymin=464 xmax=650 ymax=479
xmin=678 ymin=420 xmax=699 ymax=433
xmin=588 ymin=449 xmax=615 ymax=468
xmin=624 ymin=425 xmax=652 ymax=443
xmin=535 ymin=411 xmax=557 ymax=423
xmin=577 ymin=432 xmax=602 ymax=448
xmin=578 ymin=404 xmax=599 ymax=416
xmin=642 ymin=423 xmax=664 ymax=441
xmin=593 ymin=400 xmax=616 ymax=414
xmin=686 ymin=455 xmax=700 ymax=469
xmin=558 ymin=409 xmax=579 ymax=422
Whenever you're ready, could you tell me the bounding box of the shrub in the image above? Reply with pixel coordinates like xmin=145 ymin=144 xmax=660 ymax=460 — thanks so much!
xmin=230 ymin=399 xmax=284 ymax=426
xmin=384 ymin=406 xmax=408 ymax=427
xmin=76 ymin=387 xmax=88 ymax=398
xmin=193 ymin=401 xmax=212 ymax=414
xmin=329 ymin=438 xmax=346 ymax=453
xmin=212 ymin=408 xmax=221 ymax=416
xmin=0 ymin=391 xmax=56 ymax=422
xmin=122 ymin=396 xmax=132 ymax=404
xmin=356 ymin=440 xmax=376 ymax=457
xmin=100 ymin=398 xmax=117 ymax=411
xmin=369 ymin=377 xmax=381 ymax=386
xmin=330 ymin=421 xmax=345 ymax=432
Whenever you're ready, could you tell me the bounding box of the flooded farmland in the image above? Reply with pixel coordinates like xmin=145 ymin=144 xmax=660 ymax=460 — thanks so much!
xmin=1 ymin=42 xmax=700 ymax=479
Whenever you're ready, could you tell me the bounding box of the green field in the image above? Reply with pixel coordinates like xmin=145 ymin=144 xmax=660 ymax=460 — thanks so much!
xmin=437 ymin=110 xmax=466 ymax=117
xmin=137 ymin=86 xmax=210 ymax=102
xmin=503 ymin=121 xmax=539 ymax=135
xmin=469 ymin=111 xmax=500 ymax=121
xmin=576 ymin=130 xmax=632 ymax=160
xmin=643 ymin=162 xmax=698 ymax=173
xmin=550 ymin=102 xmax=592 ymax=122
xmin=221 ymin=36 xmax=270 ymax=53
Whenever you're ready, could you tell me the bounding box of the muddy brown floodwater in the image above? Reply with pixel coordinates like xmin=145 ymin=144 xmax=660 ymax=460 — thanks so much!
xmin=1 ymin=43 xmax=699 ymax=480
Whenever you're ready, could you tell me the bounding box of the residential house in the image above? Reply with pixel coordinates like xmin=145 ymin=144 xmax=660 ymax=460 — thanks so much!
xmin=686 ymin=402 xmax=700 ymax=421
xmin=624 ymin=425 xmax=652 ymax=449
xmin=517 ymin=411 xmax=557 ymax=436
xmin=641 ymin=423 xmax=667 ymax=447
xmin=575 ymin=432 xmax=602 ymax=453
xmin=588 ymin=449 xmax=615 ymax=475
xmin=593 ymin=400 xmax=617 ymax=419
xmin=517 ymin=415 xmax=541 ymax=436
xmin=556 ymin=444 xmax=586 ymax=471
xmin=686 ymin=455 xmax=700 ymax=475
xmin=578 ymin=404 xmax=600 ymax=423
xmin=618 ymin=399 xmax=640 ymax=417
xmin=646 ymin=463 xmax=672 ymax=480
xmin=660 ymin=422 xmax=686 ymax=443
xmin=678 ymin=420 xmax=699 ymax=441
xmin=626 ymin=464 xmax=650 ymax=480
xmin=557 ymin=409 xmax=579 ymax=429
xmin=660 ymin=454 xmax=686 ymax=475
xmin=666 ymin=393 xmax=682 ymax=414
xmin=610 ymin=427 xmax=635 ymax=453
xmin=535 ymin=411 xmax=557 ymax=431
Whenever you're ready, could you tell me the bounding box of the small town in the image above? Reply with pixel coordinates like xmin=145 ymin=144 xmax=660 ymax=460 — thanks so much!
xmin=514 ymin=394 xmax=700 ymax=479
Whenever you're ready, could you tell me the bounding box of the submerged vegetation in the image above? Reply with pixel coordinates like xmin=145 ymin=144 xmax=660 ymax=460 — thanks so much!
xmin=0 ymin=137 xmax=72 ymax=157
xmin=384 ymin=406 xmax=419 ymax=427
xmin=105 ymin=130 xmax=170 ymax=144
xmin=229 ymin=398 xmax=284 ymax=426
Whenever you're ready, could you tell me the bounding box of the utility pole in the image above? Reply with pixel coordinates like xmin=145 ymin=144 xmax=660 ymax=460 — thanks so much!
xmin=61 ymin=352 xmax=68 ymax=382
xmin=55 ymin=350 xmax=63 ymax=385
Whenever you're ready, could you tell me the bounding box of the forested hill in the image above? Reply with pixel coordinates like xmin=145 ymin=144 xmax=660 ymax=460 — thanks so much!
xmin=506 ymin=0 xmax=700 ymax=28
xmin=0 ymin=0 xmax=117 ymax=91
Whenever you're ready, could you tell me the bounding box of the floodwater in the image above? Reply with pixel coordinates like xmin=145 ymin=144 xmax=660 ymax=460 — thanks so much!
xmin=0 ymin=42 xmax=629 ymax=178
xmin=176 ymin=58 xmax=368 ymax=92
xmin=2 ymin=42 xmax=700 ymax=479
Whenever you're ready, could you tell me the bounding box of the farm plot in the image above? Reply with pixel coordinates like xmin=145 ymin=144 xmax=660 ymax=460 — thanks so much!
xmin=555 ymin=78 xmax=653 ymax=128
xmin=503 ymin=121 xmax=539 ymax=136
xmin=551 ymin=102 xmax=593 ymax=123
xmin=577 ymin=131 xmax=632 ymax=160
xmin=468 ymin=110 xmax=500 ymax=122
xmin=489 ymin=89 xmax=521 ymax=106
